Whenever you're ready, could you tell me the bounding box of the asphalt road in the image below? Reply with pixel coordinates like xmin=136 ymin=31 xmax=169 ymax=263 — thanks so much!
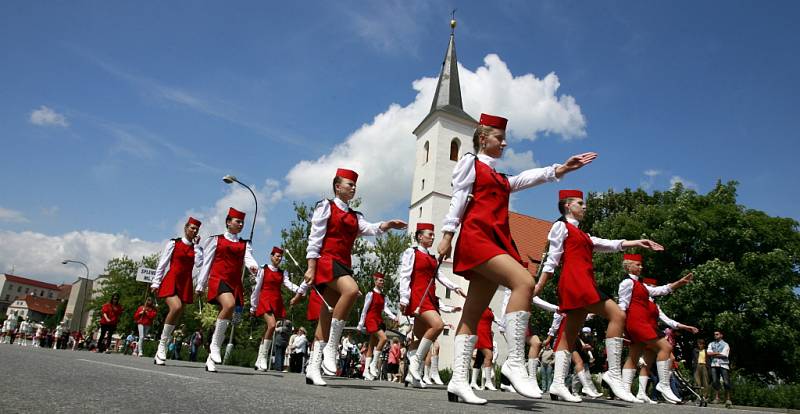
xmin=0 ymin=345 xmax=768 ymax=413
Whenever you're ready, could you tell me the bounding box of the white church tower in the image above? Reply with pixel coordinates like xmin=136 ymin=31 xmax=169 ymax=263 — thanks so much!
xmin=407 ymin=19 xmax=507 ymax=369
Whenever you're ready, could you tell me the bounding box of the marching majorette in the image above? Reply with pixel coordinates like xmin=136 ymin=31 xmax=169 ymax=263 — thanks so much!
xmin=437 ymin=113 xmax=596 ymax=404
xmin=303 ymin=168 xmax=407 ymax=386
xmin=357 ymin=272 xmax=398 ymax=381
xmin=398 ymin=222 xmax=465 ymax=388
xmin=535 ymin=189 xmax=664 ymax=403
xmin=471 ymin=307 xmax=502 ymax=391
xmin=195 ymin=207 xmax=259 ymax=372
xmin=617 ymin=255 xmax=695 ymax=404
xmin=17 ymin=317 xmax=31 ymax=347
xmin=250 ymin=246 xmax=306 ymax=371
xmin=151 ymin=216 xmax=204 ymax=366
xmin=133 ymin=297 xmax=157 ymax=357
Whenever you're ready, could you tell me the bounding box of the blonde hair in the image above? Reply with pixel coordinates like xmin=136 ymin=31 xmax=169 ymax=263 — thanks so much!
xmin=472 ymin=124 xmax=496 ymax=152
xmin=622 ymin=259 xmax=640 ymax=272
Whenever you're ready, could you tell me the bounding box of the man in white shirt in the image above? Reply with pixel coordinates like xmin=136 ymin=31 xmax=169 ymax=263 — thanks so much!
xmin=707 ymin=330 xmax=732 ymax=406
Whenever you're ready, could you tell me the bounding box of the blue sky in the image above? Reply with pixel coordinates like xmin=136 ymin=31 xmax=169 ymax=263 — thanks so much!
xmin=1 ymin=1 xmax=798 ymax=283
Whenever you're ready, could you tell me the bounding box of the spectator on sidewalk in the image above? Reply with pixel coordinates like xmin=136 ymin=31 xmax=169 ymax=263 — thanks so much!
xmin=189 ymin=328 xmax=203 ymax=362
xmin=98 ymin=293 xmax=123 ymax=353
xmin=708 ymin=330 xmax=732 ymax=406
xmin=693 ymin=338 xmax=710 ymax=399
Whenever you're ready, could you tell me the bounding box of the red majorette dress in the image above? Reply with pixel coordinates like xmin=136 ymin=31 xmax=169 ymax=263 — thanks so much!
xmin=618 ymin=274 xmax=674 ymax=343
xmin=250 ymin=264 xmax=303 ymax=319
xmin=625 ymin=277 xmax=660 ymax=343
xmin=152 ymin=237 xmax=202 ymax=303
xmin=306 ymin=198 xmax=384 ymax=286
xmin=453 ymin=159 xmax=521 ymax=276
xmin=196 ymin=232 xmax=258 ymax=306
xmin=398 ymin=246 xmax=460 ymax=316
xmin=541 ymin=216 xmax=624 ymax=312
xmin=476 ymin=307 xmax=496 ymax=350
xmin=307 ymin=289 xmax=323 ymax=322
xmin=358 ymin=289 xmax=396 ymax=334
xmin=442 ymin=153 xmax=559 ymax=278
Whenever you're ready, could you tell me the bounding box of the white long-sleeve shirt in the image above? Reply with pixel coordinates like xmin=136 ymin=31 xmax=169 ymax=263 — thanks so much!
xmin=249 ymin=264 xmax=306 ymax=313
xmin=151 ymin=237 xmax=204 ymax=289
xmin=357 ymin=289 xmax=397 ymax=330
xmin=195 ymin=232 xmax=258 ymax=292
xmin=306 ymin=198 xmax=385 ymax=259
xmin=541 ymin=217 xmax=625 ymax=274
xmin=547 ymin=312 xmax=594 ymax=337
xmin=442 ymin=153 xmax=561 ymax=233
xmin=397 ymin=246 xmax=460 ymax=306
xmin=617 ymin=274 xmax=673 ymax=312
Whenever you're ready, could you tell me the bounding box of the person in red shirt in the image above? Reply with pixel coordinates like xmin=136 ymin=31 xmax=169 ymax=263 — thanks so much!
xmin=151 ymin=216 xmax=203 ymax=366
xmin=98 ymin=293 xmax=123 ymax=353
xmin=133 ymin=297 xmax=158 ymax=357
xmin=302 ymin=168 xmax=406 ymax=386
xmin=437 ymin=113 xmax=596 ymax=405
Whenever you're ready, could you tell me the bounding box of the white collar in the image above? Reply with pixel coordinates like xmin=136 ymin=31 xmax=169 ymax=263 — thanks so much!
xmin=372 ymin=288 xmax=382 ymax=294
xmin=267 ymin=263 xmax=279 ymax=271
xmin=224 ymin=232 xmax=239 ymax=241
xmin=566 ymin=217 xmax=580 ymax=226
xmin=476 ymin=153 xmax=498 ymax=169
xmin=332 ymin=197 xmax=349 ymax=212
xmin=417 ymin=245 xmax=432 ymax=255
xmin=628 ymin=274 xmax=640 ymax=281
xmin=180 ymin=237 xmax=192 ymax=245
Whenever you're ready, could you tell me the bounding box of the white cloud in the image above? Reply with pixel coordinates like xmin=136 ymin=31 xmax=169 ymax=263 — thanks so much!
xmin=178 ymin=179 xmax=283 ymax=244
xmin=644 ymin=169 xmax=661 ymax=177
xmin=0 ymin=230 xmax=162 ymax=284
xmin=29 ymin=106 xmax=68 ymax=127
xmin=496 ymin=148 xmax=539 ymax=174
xmin=0 ymin=207 xmax=28 ymax=223
xmin=670 ymin=175 xmax=697 ymax=190
xmin=285 ymin=54 xmax=586 ymax=216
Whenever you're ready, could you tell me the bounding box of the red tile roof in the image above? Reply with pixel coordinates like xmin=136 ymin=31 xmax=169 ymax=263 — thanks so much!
xmin=3 ymin=274 xmax=60 ymax=291
xmin=14 ymin=294 xmax=59 ymax=315
xmin=509 ymin=211 xmax=554 ymax=274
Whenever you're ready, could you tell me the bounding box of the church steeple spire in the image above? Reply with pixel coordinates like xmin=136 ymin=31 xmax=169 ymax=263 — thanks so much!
xmin=426 ymin=14 xmax=474 ymax=124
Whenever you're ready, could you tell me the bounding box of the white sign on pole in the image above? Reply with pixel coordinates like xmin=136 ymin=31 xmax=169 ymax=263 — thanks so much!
xmin=136 ymin=267 xmax=157 ymax=283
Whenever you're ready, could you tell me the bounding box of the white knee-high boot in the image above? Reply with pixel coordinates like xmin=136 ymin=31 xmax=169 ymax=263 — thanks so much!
xmin=549 ymin=350 xmax=582 ymax=402
xmin=471 ymin=368 xmax=482 ymax=390
xmin=578 ymin=369 xmax=603 ymax=398
xmin=637 ymin=375 xmax=657 ymax=404
xmin=623 ymin=368 xmax=643 ymax=403
xmin=369 ymin=354 xmax=379 ymax=378
xmin=601 ymin=337 xmax=640 ymax=403
xmin=322 ymin=319 xmax=345 ymax=376
xmin=655 ymin=360 xmax=681 ymax=404
xmin=483 ymin=366 xmax=498 ymax=391
xmin=431 ymin=355 xmax=444 ymax=385
xmin=254 ymin=339 xmax=271 ymax=371
xmin=206 ymin=319 xmax=230 ymax=371
xmin=410 ymin=338 xmax=432 ymax=381
xmin=305 ymin=340 xmax=327 ymax=386
xmin=154 ymin=324 xmax=174 ymax=365
xmin=446 ymin=335 xmax=487 ymax=405
xmin=363 ymin=357 xmax=375 ymax=380
xmin=500 ymin=311 xmax=542 ymax=398
xmin=528 ymin=357 xmax=540 ymax=379
xmin=423 ymin=364 xmax=433 ymax=384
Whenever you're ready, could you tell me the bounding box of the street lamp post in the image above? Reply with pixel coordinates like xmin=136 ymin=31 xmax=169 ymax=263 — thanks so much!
xmin=221 ymin=174 xmax=258 ymax=364
xmin=61 ymin=259 xmax=90 ymax=332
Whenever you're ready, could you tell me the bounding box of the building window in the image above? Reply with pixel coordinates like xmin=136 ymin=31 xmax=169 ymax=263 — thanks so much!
xmin=445 ymin=288 xmax=451 ymax=299
xmin=443 ymin=328 xmax=449 ymax=336
xmin=40 ymin=291 xmax=44 ymax=297
xmin=418 ymin=207 xmax=422 ymax=218
xmin=450 ymin=138 xmax=460 ymax=161
xmin=421 ymin=179 xmax=425 ymax=190
xmin=424 ymin=141 xmax=430 ymax=164
xmin=17 ymin=286 xmax=22 ymax=293
xmin=48 ymin=292 xmax=53 ymax=298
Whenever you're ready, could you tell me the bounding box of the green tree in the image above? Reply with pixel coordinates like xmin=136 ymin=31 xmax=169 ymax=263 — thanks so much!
xmin=576 ymin=181 xmax=800 ymax=381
